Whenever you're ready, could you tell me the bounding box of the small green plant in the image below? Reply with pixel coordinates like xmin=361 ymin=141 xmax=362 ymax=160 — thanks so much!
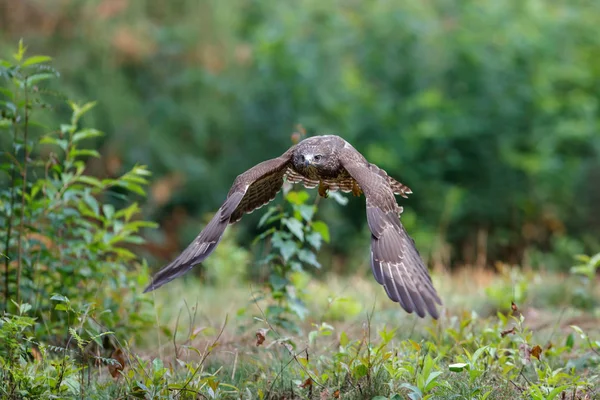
xmin=252 ymin=189 xmax=334 ymax=333
xmin=568 ymin=252 xmax=600 ymax=310
xmin=570 ymin=252 xmax=600 ymax=281
xmin=484 ymin=264 xmax=530 ymax=313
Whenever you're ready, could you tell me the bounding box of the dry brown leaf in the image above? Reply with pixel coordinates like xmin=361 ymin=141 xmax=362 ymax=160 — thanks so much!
xmin=108 ymin=348 xmax=125 ymax=378
xmin=500 ymin=327 xmax=516 ymax=337
xmin=530 ymin=345 xmax=542 ymax=360
xmin=333 ymin=389 xmax=340 ymax=398
xmin=299 ymin=377 xmax=312 ymax=389
xmin=255 ymin=328 xmax=269 ymax=347
xmin=511 ymin=301 xmax=518 ymax=312
xmin=30 ymin=346 xmax=43 ymax=362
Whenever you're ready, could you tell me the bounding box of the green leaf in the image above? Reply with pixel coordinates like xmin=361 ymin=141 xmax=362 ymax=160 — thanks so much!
xmin=340 ymin=331 xmax=349 ymax=347
xmin=72 ymin=128 xmax=103 ymax=142
xmin=71 ymin=101 xmax=97 ymax=122
xmin=277 ymin=240 xmax=297 ymax=262
xmin=306 ymin=232 xmax=322 ymax=250
xmin=471 ymin=346 xmax=488 ymax=363
xmin=311 ymin=221 xmax=330 ymax=242
xmin=480 ymin=390 xmax=493 ymax=400
xmin=70 ymin=149 xmax=101 ymax=158
xmin=23 ymin=73 xmax=55 ymax=87
xmin=17 ymin=303 xmax=32 ymax=315
xmin=298 ymin=249 xmax=320 ymax=268
xmin=546 ymin=385 xmax=570 ymax=400
xmin=40 ymin=136 xmax=68 ymax=150
xmin=296 ymin=204 xmax=315 ymax=221
xmin=399 ymin=383 xmax=422 ymax=400
xmin=449 ymin=363 xmax=468 ymax=372
xmin=22 ymin=55 xmax=52 ymax=67
xmin=565 ymin=333 xmax=574 ymax=349
xmin=378 ymin=326 xmax=396 ymax=343
xmin=114 ymin=202 xmax=140 ymax=221
xmin=571 ymin=325 xmax=586 ymax=339
xmin=76 ymin=175 xmax=103 ymax=188
xmin=152 ymin=358 xmax=164 ymax=372
xmin=424 ymin=370 xmax=443 ymax=391
xmin=50 ymin=294 xmax=69 ymax=302
xmin=286 ymin=190 xmax=309 ymax=205
xmin=352 ymin=364 xmax=368 ymax=379
xmin=83 ymin=192 xmax=100 ymax=215
xmin=283 ymin=218 xmax=304 ymax=241
xmin=258 ymin=207 xmax=278 ymax=228
xmin=103 ymin=204 xmax=115 ymax=220
xmin=114 ymin=181 xmax=146 ymax=196
xmin=13 ymin=39 xmax=26 ymax=62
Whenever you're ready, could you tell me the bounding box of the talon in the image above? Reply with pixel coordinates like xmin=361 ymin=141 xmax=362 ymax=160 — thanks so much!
xmin=318 ymin=182 xmax=329 ymax=198
xmin=352 ymin=181 xmax=362 ymax=197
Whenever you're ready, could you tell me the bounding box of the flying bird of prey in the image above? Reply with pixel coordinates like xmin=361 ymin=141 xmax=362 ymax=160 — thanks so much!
xmin=144 ymin=135 xmax=442 ymax=318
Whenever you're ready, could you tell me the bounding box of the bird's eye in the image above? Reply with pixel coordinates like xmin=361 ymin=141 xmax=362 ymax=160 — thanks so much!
xmin=314 ymin=155 xmax=322 ymax=161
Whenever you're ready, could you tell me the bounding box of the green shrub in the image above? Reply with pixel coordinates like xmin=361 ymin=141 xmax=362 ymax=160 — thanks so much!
xmin=248 ymin=188 xmax=335 ymax=333
xmin=0 ymin=42 xmax=156 ymax=394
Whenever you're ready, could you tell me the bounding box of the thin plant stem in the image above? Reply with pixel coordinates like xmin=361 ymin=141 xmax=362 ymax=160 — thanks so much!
xmin=16 ymin=77 xmax=30 ymax=304
xmin=3 ymin=162 xmax=16 ymax=311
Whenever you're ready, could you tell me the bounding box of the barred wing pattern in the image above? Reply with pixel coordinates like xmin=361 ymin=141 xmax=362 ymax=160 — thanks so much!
xmin=285 ymin=168 xmax=412 ymax=197
xmin=143 ymin=149 xmax=295 ymax=293
xmin=340 ymin=146 xmax=442 ymax=318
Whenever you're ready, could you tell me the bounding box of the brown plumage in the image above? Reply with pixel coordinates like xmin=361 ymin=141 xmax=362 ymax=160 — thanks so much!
xmin=144 ymin=135 xmax=442 ymax=319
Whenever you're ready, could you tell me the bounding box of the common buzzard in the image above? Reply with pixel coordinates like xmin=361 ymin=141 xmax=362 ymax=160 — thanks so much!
xmin=144 ymin=135 xmax=442 ymax=318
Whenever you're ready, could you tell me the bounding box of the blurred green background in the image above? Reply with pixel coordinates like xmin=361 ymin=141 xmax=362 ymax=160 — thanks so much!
xmin=2 ymin=0 xmax=599 ymax=273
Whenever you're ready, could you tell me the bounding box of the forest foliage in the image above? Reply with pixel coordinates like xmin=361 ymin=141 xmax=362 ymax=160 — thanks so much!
xmin=1 ymin=0 xmax=599 ymax=271
xmin=0 ymin=35 xmax=599 ymax=399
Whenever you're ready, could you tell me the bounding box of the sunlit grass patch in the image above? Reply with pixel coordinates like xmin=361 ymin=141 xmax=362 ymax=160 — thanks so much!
xmin=132 ymin=269 xmax=600 ymax=399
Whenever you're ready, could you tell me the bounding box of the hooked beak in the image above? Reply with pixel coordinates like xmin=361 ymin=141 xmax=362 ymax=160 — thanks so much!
xmin=302 ymin=155 xmax=313 ymax=167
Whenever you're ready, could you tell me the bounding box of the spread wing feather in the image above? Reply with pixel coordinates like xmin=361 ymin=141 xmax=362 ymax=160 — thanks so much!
xmin=144 ymin=148 xmax=295 ymax=293
xmin=340 ymin=147 xmax=442 ymax=318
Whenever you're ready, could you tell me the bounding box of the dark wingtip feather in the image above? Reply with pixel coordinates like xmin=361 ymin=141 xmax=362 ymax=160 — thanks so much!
xmin=369 ymin=207 xmax=442 ymax=319
xmin=143 ymin=212 xmax=228 ymax=294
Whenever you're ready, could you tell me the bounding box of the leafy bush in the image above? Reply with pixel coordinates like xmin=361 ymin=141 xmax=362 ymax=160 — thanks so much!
xmin=0 ymin=42 xmax=156 ymax=398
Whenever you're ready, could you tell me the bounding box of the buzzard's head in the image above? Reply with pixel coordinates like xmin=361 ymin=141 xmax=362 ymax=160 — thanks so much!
xmin=292 ymin=137 xmax=340 ymax=174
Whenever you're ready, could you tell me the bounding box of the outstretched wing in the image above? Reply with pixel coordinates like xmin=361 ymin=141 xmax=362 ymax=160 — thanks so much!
xmin=340 ymin=146 xmax=442 ymax=318
xmin=144 ymin=147 xmax=295 ymax=293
